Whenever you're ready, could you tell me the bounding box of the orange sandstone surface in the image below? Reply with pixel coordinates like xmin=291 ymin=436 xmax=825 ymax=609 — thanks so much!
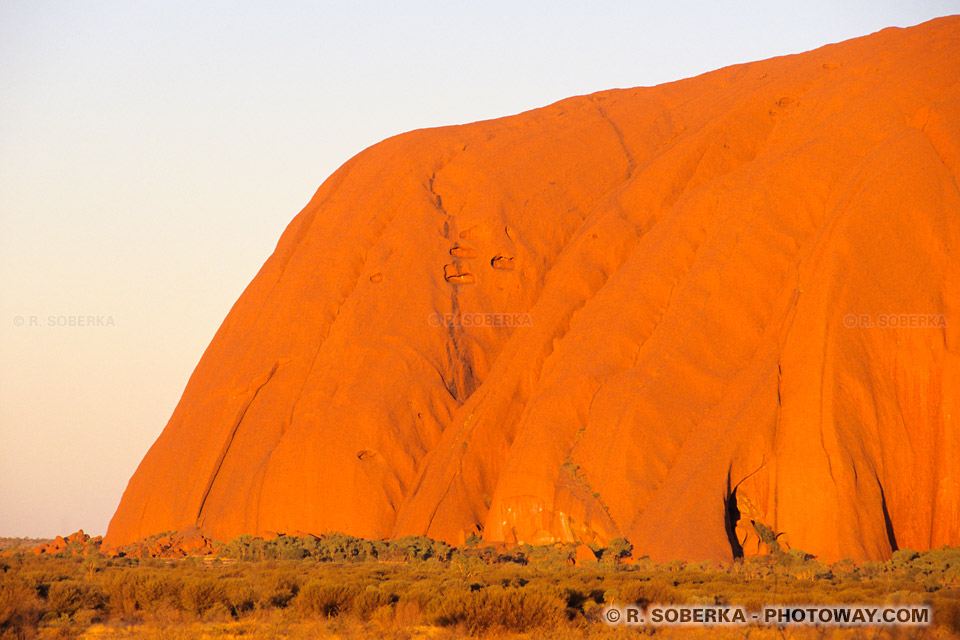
xmin=105 ymin=17 xmax=960 ymax=562
xmin=26 ymin=531 xmax=101 ymax=557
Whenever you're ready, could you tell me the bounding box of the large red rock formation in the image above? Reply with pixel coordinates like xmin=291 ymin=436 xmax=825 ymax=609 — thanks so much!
xmin=105 ymin=17 xmax=960 ymax=562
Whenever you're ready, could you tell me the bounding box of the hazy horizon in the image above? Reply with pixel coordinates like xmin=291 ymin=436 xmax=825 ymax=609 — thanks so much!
xmin=2 ymin=1 xmax=957 ymax=538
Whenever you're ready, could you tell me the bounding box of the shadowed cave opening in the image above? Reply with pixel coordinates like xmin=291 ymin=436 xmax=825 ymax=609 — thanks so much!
xmin=724 ymin=481 xmax=744 ymax=560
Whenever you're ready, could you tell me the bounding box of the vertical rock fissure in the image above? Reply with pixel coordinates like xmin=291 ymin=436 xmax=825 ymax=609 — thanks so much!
xmin=195 ymin=362 xmax=279 ymax=527
xmin=431 ymin=173 xmax=478 ymax=402
xmin=596 ymin=104 xmax=636 ymax=180
xmin=878 ymin=481 xmax=899 ymax=553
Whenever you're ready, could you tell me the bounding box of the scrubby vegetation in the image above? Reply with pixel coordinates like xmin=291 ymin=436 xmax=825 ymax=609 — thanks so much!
xmin=1 ymin=535 xmax=959 ymax=639
xmin=0 ymin=540 xmax=53 ymax=554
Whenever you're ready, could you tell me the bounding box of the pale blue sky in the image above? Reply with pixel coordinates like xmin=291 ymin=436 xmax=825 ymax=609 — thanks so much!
xmin=1 ymin=1 xmax=957 ymax=537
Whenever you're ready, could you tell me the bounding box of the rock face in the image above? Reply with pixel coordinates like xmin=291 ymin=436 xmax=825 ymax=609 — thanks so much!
xmin=105 ymin=17 xmax=960 ymax=562
xmin=26 ymin=531 xmax=101 ymax=557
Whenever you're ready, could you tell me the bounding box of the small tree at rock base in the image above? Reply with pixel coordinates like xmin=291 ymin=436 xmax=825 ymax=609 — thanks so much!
xmin=607 ymin=537 xmax=633 ymax=563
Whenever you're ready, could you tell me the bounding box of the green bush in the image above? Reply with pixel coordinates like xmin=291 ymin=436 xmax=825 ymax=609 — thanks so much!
xmin=892 ymin=549 xmax=920 ymax=564
xmin=753 ymin=523 xmax=781 ymax=552
xmin=606 ymin=537 xmax=633 ymax=563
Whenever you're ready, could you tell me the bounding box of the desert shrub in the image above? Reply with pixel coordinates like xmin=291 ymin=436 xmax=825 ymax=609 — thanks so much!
xmin=102 ymin=571 xmax=138 ymax=620
xmin=4 ymin=535 xmax=960 ymax=637
xmin=393 ymin=581 xmax=440 ymax=620
xmin=494 ymin=549 xmax=528 ymax=565
xmin=517 ymin=543 xmax=577 ymax=569
xmin=133 ymin=572 xmax=181 ymax=614
xmin=276 ymin=538 xmax=307 ymax=561
xmin=606 ymin=537 xmax=633 ymax=563
xmin=222 ymin=578 xmax=257 ymax=616
xmin=935 ymin=596 xmax=960 ymax=635
xmin=785 ymin=548 xmax=814 ymax=563
xmin=740 ymin=594 xmax=765 ymax=612
xmin=432 ymin=587 xmax=491 ymax=632
xmin=753 ymin=523 xmax=781 ymax=552
xmin=222 ymin=536 xmax=259 ymax=561
xmin=431 ymin=586 xmax=564 ymax=634
xmin=618 ymin=577 xmax=682 ymax=606
xmin=179 ymin=577 xmax=226 ymax=617
xmin=344 ymin=537 xmax=377 ymax=561
xmin=297 ymin=581 xmax=359 ymax=617
xmin=498 ymin=586 xmax=566 ymax=631
xmin=393 ymin=598 xmax=426 ymax=626
xmin=558 ymin=581 xmax=603 ymax=613
xmin=351 ymin=585 xmax=395 ymax=620
xmin=45 ymin=581 xmax=84 ymax=619
xmin=892 ymin=549 xmax=920 ymax=564
xmin=223 ymin=535 xmax=320 ymax=562
xmin=379 ymin=536 xmax=450 ymax=562
xmin=45 ymin=580 xmax=102 ymax=618
xmin=0 ymin=580 xmax=43 ymax=639
xmin=496 ymin=574 xmax=528 ymax=589
xmin=308 ymin=533 xmax=379 ymax=562
xmin=256 ymin=572 xmax=300 ymax=609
